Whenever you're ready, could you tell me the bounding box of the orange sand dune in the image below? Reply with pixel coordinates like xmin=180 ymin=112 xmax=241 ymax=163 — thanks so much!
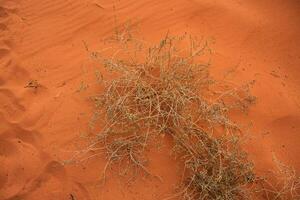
xmin=0 ymin=0 xmax=299 ymax=199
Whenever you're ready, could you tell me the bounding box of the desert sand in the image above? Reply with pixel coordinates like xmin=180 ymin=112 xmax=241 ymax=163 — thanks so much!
xmin=0 ymin=0 xmax=299 ymax=199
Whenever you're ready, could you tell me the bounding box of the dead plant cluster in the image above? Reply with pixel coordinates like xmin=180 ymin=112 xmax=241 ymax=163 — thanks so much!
xmin=86 ymin=31 xmax=259 ymax=199
xmin=73 ymin=24 xmax=299 ymax=199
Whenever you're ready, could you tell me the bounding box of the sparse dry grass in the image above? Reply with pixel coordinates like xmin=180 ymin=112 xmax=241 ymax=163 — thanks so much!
xmin=256 ymin=156 xmax=300 ymax=200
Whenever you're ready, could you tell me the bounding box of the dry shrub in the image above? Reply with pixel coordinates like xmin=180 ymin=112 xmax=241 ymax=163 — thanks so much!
xmin=86 ymin=29 xmax=256 ymax=198
xmin=72 ymin=23 xmax=298 ymax=199
xmin=171 ymin=127 xmax=255 ymax=200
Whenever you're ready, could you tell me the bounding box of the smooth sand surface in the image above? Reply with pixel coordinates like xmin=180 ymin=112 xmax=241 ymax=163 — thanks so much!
xmin=0 ymin=0 xmax=299 ymax=199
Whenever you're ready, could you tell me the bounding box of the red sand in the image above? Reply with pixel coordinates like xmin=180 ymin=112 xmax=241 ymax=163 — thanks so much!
xmin=0 ymin=0 xmax=299 ymax=199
